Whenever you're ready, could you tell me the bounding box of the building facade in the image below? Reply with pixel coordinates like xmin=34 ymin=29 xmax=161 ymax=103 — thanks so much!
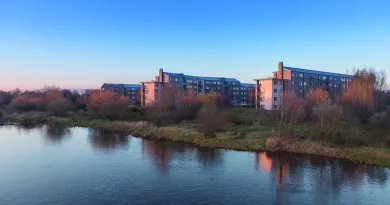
xmin=255 ymin=62 xmax=352 ymax=110
xmin=140 ymin=68 xmax=255 ymax=107
xmin=139 ymin=81 xmax=164 ymax=106
xmin=101 ymin=83 xmax=141 ymax=104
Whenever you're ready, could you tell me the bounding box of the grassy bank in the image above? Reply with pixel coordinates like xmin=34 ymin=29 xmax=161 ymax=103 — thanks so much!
xmin=1 ymin=112 xmax=390 ymax=168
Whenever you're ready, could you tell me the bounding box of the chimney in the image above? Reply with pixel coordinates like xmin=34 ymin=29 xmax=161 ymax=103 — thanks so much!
xmin=278 ymin=61 xmax=285 ymax=93
xmin=278 ymin=62 xmax=283 ymax=74
xmin=159 ymin=68 xmax=164 ymax=82
xmin=155 ymin=76 xmax=159 ymax=82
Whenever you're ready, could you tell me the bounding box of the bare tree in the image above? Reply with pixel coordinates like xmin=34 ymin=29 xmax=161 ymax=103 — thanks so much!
xmin=278 ymin=92 xmax=306 ymax=137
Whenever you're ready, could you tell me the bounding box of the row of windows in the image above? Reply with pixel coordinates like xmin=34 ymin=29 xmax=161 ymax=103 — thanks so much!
xmin=291 ymin=72 xmax=352 ymax=82
xmin=170 ymin=77 xmax=242 ymax=86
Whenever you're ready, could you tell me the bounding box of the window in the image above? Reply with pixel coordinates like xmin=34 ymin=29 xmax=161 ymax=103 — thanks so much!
xmin=273 ymin=105 xmax=277 ymax=109
xmin=206 ymin=86 xmax=210 ymax=89
xmin=273 ymin=97 xmax=277 ymax=101
xmin=274 ymin=89 xmax=277 ymax=93
xmin=274 ymin=80 xmax=277 ymax=85
xmin=217 ymin=81 xmax=220 ymax=84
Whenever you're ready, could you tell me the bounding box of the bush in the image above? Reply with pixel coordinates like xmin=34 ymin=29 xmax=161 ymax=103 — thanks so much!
xmin=278 ymin=92 xmax=306 ymax=137
xmin=10 ymin=95 xmax=34 ymax=111
xmin=144 ymin=103 xmax=171 ymax=127
xmin=196 ymin=104 xmax=227 ymax=137
xmin=47 ymin=99 xmax=73 ymax=116
xmin=87 ymin=90 xmax=131 ymax=119
xmin=312 ymin=103 xmax=343 ymax=134
xmin=0 ymin=91 xmax=13 ymax=106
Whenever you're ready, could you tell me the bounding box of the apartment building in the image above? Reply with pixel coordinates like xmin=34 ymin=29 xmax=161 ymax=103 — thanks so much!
xmin=101 ymin=83 xmax=141 ymax=104
xmin=140 ymin=68 xmax=255 ymax=106
xmin=139 ymin=81 xmax=165 ymax=106
xmin=239 ymin=83 xmax=256 ymax=106
xmin=255 ymin=62 xmax=352 ymax=110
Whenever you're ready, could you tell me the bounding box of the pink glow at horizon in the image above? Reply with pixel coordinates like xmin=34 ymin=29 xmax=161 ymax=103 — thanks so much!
xmin=0 ymin=81 xmax=98 ymax=91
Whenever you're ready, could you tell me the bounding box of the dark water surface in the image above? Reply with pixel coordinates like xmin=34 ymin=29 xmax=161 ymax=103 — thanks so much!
xmin=0 ymin=125 xmax=389 ymax=205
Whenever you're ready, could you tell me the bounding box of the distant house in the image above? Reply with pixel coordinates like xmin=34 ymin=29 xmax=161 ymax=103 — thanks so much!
xmin=101 ymin=83 xmax=141 ymax=104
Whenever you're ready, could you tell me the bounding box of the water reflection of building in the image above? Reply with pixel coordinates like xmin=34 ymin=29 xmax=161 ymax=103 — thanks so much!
xmin=274 ymin=158 xmax=289 ymax=184
xmin=254 ymin=152 xmax=289 ymax=184
xmin=253 ymin=152 xmax=390 ymax=204
xmin=254 ymin=152 xmax=272 ymax=172
xmin=88 ymin=129 xmax=129 ymax=151
xmin=141 ymin=139 xmax=170 ymax=172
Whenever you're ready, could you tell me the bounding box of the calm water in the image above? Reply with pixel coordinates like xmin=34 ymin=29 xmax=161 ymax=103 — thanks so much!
xmin=0 ymin=125 xmax=389 ymax=205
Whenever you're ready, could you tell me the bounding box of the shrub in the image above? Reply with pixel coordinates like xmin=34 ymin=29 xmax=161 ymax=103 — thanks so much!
xmin=304 ymin=88 xmax=329 ymax=121
xmin=196 ymin=104 xmax=227 ymax=137
xmin=10 ymin=95 xmax=34 ymax=111
xmin=144 ymin=103 xmax=171 ymax=127
xmin=312 ymin=102 xmax=343 ymax=134
xmin=0 ymin=91 xmax=13 ymax=106
xmin=87 ymin=90 xmax=130 ymax=119
xmin=278 ymin=92 xmax=306 ymax=137
xmin=47 ymin=99 xmax=73 ymax=116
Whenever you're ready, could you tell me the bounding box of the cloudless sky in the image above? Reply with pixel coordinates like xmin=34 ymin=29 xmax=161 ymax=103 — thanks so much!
xmin=0 ymin=0 xmax=389 ymax=90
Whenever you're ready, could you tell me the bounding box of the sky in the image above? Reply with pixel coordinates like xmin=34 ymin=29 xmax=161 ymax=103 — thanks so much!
xmin=0 ymin=0 xmax=389 ymax=90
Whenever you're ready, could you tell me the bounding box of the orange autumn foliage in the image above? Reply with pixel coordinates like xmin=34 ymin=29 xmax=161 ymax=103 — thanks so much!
xmin=87 ymin=90 xmax=130 ymax=118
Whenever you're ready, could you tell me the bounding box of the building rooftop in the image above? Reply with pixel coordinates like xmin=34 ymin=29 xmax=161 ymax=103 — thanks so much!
xmin=241 ymin=83 xmax=255 ymax=87
xmin=102 ymin=83 xmax=141 ymax=88
xmin=165 ymin=72 xmax=240 ymax=82
xmin=253 ymin=78 xmax=283 ymax=81
xmin=284 ymin=66 xmax=353 ymax=78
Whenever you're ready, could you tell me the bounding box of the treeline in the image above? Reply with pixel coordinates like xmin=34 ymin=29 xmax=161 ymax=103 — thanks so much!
xmin=0 ymin=87 xmax=134 ymax=119
xmin=0 ymin=85 xmax=233 ymax=136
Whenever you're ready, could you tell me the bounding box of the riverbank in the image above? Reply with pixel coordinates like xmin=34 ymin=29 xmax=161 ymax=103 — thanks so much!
xmin=1 ymin=112 xmax=390 ymax=167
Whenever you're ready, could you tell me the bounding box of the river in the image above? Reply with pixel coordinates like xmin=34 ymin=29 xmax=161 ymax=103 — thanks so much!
xmin=0 ymin=125 xmax=389 ymax=205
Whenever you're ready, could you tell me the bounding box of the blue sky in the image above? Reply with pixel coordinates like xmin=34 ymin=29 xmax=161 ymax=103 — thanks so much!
xmin=0 ymin=0 xmax=389 ymax=90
